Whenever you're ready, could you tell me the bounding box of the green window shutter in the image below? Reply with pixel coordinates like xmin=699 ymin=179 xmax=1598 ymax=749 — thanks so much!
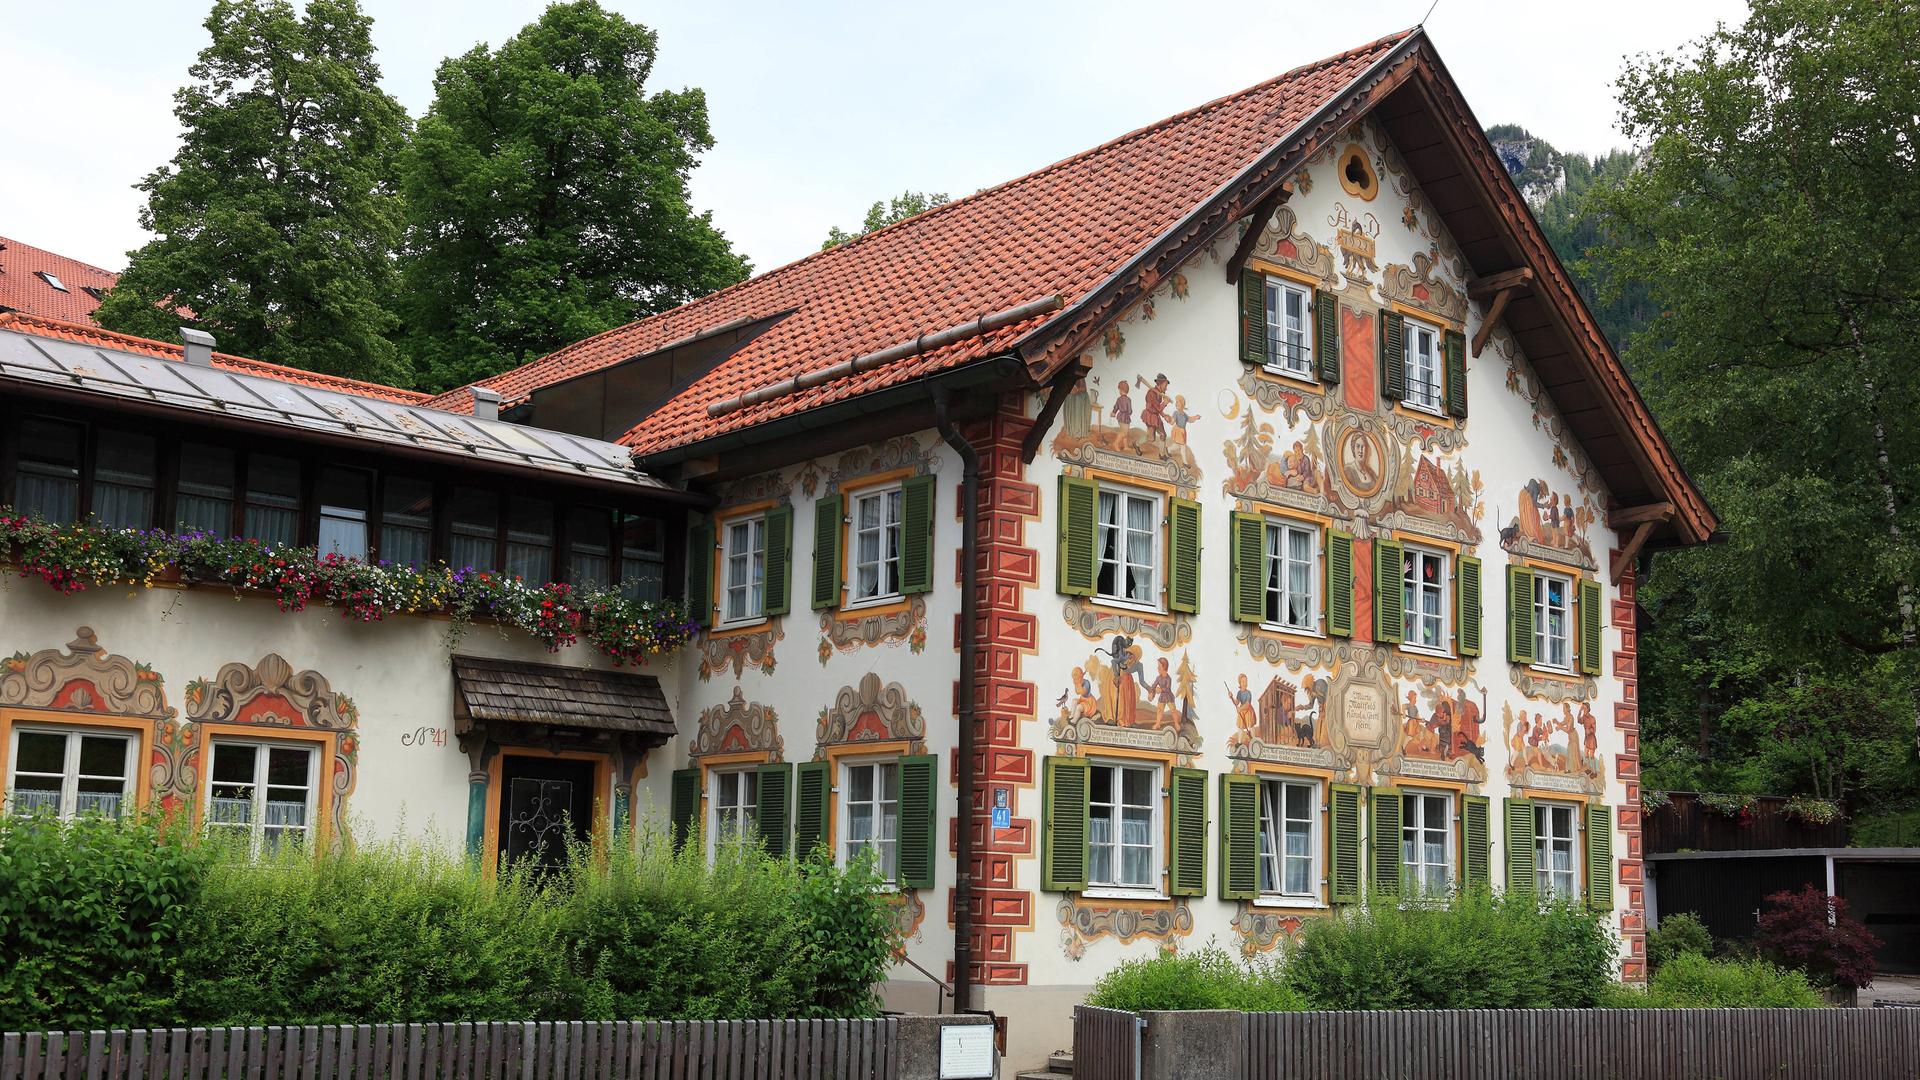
xmin=755 ymin=762 xmax=793 ymax=857
xmin=1462 ymin=794 xmax=1491 ymax=889
xmin=1507 ymin=565 xmax=1537 ymax=664
xmin=1239 ymin=271 xmax=1269 ymax=366
xmin=1328 ymin=783 xmax=1364 ymax=904
xmin=670 ymin=767 xmax=701 ymax=851
xmin=1586 ymin=803 xmax=1615 ymax=911
xmin=1369 ymin=787 xmax=1403 ymax=897
xmin=1057 ymin=475 xmax=1099 ymax=597
xmin=1168 ymin=767 xmax=1208 ymax=897
xmin=1228 ymin=511 xmax=1265 ymax=623
xmin=1168 ymin=498 xmax=1203 ymax=614
xmin=1042 ymin=756 xmax=1090 ymax=892
xmin=899 ymin=475 xmax=937 ymax=595
xmin=686 ymin=521 xmax=714 ymax=629
xmin=1219 ymin=773 xmax=1261 ymax=901
xmin=1326 ymin=529 xmax=1355 ymax=637
xmin=898 ymin=754 xmax=939 ymax=889
xmin=810 ymin=495 xmax=843 ymax=611
xmin=1579 ymin=578 xmax=1605 ymax=675
xmin=793 ymin=760 xmax=832 ymax=859
xmin=1373 ymin=538 xmax=1405 ymax=644
xmin=1457 ymin=555 xmax=1483 ymax=657
xmin=1379 ymin=311 xmax=1407 ymax=402
xmin=763 ymin=506 xmax=794 ymax=616
xmin=1443 ymin=328 xmax=1468 ymax=418
xmin=1314 ymin=291 xmax=1341 ymax=384
xmin=1505 ymin=797 xmax=1537 ymax=901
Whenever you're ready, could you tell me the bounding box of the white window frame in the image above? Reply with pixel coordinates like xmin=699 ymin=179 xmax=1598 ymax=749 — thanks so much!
xmin=1532 ymin=570 xmax=1575 ymax=672
xmin=1401 ymin=316 xmax=1444 ymax=414
xmin=1400 ymin=790 xmax=1454 ymax=897
xmin=847 ymin=484 xmax=905 ymax=608
xmin=5 ymin=723 xmax=137 ymax=820
xmin=1535 ymin=801 xmax=1581 ymax=901
xmin=1255 ymin=775 xmax=1322 ymax=905
xmin=1094 ymin=486 xmax=1163 ymax=612
xmin=718 ymin=513 xmax=767 ymax=627
xmin=1261 ymin=518 xmax=1321 ymax=635
xmin=1086 ymin=759 xmax=1163 ymax=898
xmin=839 ymin=757 xmax=901 ymax=887
xmin=203 ymin=737 xmax=320 ymax=856
xmin=708 ymin=767 xmax=759 ymax=853
xmin=1400 ymin=543 xmax=1452 ymax=656
xmin=1263 ymin=278 xmax=1315 ymax=380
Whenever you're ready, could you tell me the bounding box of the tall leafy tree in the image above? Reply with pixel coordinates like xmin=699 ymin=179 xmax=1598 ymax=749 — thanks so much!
xmin=821 ymin=191 xmax=950 ymax=250
xmin=397 ymin=1 xmax=748 ymax=392
xmin=95 ymin=0 xmax=410 ymax=386
xmin=1589 ymin=0 xmax=1920 ymax=746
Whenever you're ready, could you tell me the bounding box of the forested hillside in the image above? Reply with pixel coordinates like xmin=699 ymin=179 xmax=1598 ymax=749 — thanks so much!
xmin=1486 ymin=0 xmax=1920 ymax=847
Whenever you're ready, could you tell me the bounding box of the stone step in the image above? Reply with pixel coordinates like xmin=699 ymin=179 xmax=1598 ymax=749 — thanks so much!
xmin=1049 ymin=1051 xmax=1075 ymax=1073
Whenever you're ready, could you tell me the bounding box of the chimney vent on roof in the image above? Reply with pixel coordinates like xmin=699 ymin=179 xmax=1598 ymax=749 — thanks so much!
xmin=471 ymin=387 xmax=502 ymax=421
xmin=180 ymin=327 xmax=215 ymax=367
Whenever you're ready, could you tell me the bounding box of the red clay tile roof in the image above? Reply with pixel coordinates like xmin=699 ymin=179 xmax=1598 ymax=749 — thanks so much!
xmin=426 ymin=32 xmax=1415 ymax=455
xmin=0 ymin=313 xmax=433 ymax=405
xmin=0 ymin=236 xmax=119 ymax=325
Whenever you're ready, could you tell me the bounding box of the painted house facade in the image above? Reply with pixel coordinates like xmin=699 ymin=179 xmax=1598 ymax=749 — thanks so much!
xmin=0 ymin=29 xmax=1713 ymax=1069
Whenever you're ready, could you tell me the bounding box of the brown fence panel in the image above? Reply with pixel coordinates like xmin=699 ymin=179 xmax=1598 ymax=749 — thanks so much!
xmin=1073 ymin=1006 xmax=1141 ymax=1080
xmin=1231 ymin=1007 xmax=1920 ymax=1080
xmin=1645 ymin=792 xmax=1848 ymax=853
xmin=0 ymin=1019 xmax=907 ymax=1080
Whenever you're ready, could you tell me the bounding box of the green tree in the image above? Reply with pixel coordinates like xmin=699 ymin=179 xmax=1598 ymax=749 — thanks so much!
xmin=95 ymin=0 xmax=410 ymax=386
xmin=397 ymin=1 xmax=748 ymax=393
xmin=1588 ymin=0 xmax=1920 ymax=749
xmin=821 ymin=191 xmax=950 ymax=249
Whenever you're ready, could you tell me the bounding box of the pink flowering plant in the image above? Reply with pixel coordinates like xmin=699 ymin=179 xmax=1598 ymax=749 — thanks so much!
xmin=0 ymin=510 xmax=695 ymax=665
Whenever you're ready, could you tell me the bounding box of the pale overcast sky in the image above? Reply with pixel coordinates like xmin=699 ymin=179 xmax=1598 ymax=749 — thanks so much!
xmin=1 ymin=0 xmax=1747 ymax=276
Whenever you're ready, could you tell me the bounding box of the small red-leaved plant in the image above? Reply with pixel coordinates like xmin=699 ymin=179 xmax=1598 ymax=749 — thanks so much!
xmin=1754 ymin=885 xmax=1880 ymax=991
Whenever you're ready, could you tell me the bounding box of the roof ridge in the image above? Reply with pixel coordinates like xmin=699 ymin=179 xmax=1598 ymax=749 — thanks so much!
xmin=0 ymin=313 xmax=433 ymax=404
xmin=448 ymin=28 xmax=1417 ymax=406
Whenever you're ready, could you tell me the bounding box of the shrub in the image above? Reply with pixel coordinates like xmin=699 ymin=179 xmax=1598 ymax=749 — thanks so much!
xmin=1598 ymin=953 xmax=1824 ymax=1008
xmin=0 ymin=816 xmax=901 ymax=1031
xmin=0 ymin=813 xmax=212 ymax=1030
xmin=1753 ymin=885 xmax=1879 ymax=991
xmin=1086 ymin=946 xmax=1305 ymax=1012
xmin=1283 ymin=890 xmax=1616 ymax=1010
xmin=1645 ymin=912 xmax=1713 ymax=971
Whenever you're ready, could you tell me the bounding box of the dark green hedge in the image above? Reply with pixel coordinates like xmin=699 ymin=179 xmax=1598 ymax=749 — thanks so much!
xmin=0 ymin=815 xmax=901 ymax=1031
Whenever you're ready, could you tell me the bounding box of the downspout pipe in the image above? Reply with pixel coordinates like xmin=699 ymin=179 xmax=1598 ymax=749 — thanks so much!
xmin=930 ymin=384 xmax=980 ymax=1013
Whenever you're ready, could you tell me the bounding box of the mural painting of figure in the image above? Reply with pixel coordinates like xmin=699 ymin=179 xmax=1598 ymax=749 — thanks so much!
xmin=1451 ymin=688 xmax=1486 ymax=763
xmin=1063 ymin=377 xmax=1092 ymax=439
xmin=1107 ymin=636 xmax=1146 ymax=727
xmin=1110 ymin=380 xmax=1134 ymax=430
xmin=1140 ymin=374 xmax=1170 ymax=442
xmin=1226 ymin=675 xmax=1258 ymax=751
xmin=1171 ymin=396 xmax=1193 ymax=446
xmin=1578 ymin=700 xmax=1599 ymax=775
xmin=1149 ymin=657 xmax=1178 ymax=731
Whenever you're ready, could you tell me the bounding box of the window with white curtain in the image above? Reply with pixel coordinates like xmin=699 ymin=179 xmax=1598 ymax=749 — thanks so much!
xmin=841 ymin=759 xmax=899 ymax=884
xmin=721 ymin=514 xmax=767 ymax=624
xmin=850 ymin=485 xmax=903 ymax=604
xmin=16 ymin=417 xmax=82 ymax=524
xmin=6 ymin=726 xmax=135 ymax=819
xmin=1532 ymin=571 xmax=1574 ymax=671
xmin=175 ymin=443 xmax=236 ymax=536
xmin=1089 ymin=761 xmax=1159 ymax=892
xmin=1263 ymin=279 xmax=1314 ymax=377
xmin=317 ymin=467 xmax=370 ymax=560
xmin=1095 ymin=488 xmax=1160 ymax=607
xmin=1401 ymin=791 xmax=1453 ymax=897
xmin=1402 ymin=316 xmax=1443 ymax=412
xmin=1400 ymin=545 xmax=1451 ymax=654
xmin=710 ymin=768 xmax=759 ymax=847
xmin=1535 ymin=802 xmax=1579 ymax=900
xmin=1258 ymin=777 xmax=1319 ymax=899
xmin=1264 ymin=519 xmax=1320 ymax=633
xmin=243 ymin=454 xmax=300 ymax=546
xmin=93 ymin=431 xmax=155 ymax=530
xmin=205 ymin=739 xmax=318 ymax=855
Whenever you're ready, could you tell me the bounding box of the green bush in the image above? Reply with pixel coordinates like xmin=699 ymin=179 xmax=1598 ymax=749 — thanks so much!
xmin=1086 ymin=946 xmax=1306 ymax=1012
xmin=1283 ymin=890 xmax=1616 ymax=1010
xmin=0 ymin=816 xmax=901 ymax=1031
xmin=0 ymin=813 xmax=212 ymax=1029
xmin=1596 ymin=953 xmax=1824 ymax=1008
xmin=1645 ymin=912 xmax=1714 ymax=971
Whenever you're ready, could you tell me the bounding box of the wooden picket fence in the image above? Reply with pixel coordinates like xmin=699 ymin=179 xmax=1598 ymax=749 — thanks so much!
xmin=1 ymin=1019 xmax=904 ymax=1080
